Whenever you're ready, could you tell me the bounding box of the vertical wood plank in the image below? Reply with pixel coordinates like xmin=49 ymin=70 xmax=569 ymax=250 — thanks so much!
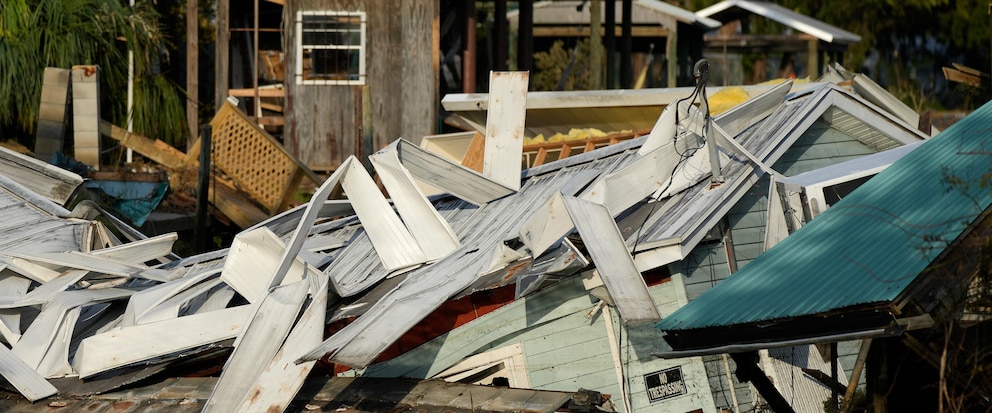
xmin=532 ymin=147 xmax=548 ymax=167
xmin=187 ymin=0 xmax=199 ymax=145
xmin=460 ymin=131 xmax=486 ymax=172
xmin=483 ymin=71 xmax=528 ymax=191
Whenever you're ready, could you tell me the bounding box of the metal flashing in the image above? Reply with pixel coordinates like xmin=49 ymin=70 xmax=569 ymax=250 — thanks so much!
xmin=72 ymin=305 xmax=252 ymax=378
xmin=370 ymin=144 xmax=460 ymax=261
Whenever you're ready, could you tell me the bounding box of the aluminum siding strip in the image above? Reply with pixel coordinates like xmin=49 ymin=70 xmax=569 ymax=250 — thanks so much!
xmin=563 ymin=196 xmax=661 ymax=323
xmin=202 ymin=279 xmax=310 ymax=412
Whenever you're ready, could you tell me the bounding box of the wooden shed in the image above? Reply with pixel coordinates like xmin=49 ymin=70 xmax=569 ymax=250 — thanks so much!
xmin=282 ymin=0 xmax=439 ymax=171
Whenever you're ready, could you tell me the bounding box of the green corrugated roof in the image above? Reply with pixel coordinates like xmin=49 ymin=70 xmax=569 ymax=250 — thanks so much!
xmin=657 ymin=100 xmax=992 ymax=332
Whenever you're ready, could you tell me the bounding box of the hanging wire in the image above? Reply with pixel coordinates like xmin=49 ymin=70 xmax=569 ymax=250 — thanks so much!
xmin=629 ymin=59 xmax=712 ymax=253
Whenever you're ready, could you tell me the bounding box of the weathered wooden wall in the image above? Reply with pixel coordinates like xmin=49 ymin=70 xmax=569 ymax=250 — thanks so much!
xmin=284 ymin=0 xmax=439 ymax=171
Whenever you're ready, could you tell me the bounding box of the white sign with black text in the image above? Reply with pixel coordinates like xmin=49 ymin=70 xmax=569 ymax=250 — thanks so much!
xmin=644 ymin=366 xmax=688 ymax=402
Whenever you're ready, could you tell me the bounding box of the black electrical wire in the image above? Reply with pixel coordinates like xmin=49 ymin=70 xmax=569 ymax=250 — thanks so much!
xmin=630 ymin=59 xmax=711 ymax=253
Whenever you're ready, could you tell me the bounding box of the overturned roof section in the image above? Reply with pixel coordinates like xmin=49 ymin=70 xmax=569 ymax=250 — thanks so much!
xmin=697 ymin=0 xmax=861 ymax=44
xmin=657 ymin=100 xmax=992 ymax=350
xmin=442 ymin=83 xmax=803 ymax=138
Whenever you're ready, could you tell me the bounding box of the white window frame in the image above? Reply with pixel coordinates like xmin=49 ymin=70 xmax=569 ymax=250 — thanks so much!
xmin=295 ymin=10 xmax=366 ymax=85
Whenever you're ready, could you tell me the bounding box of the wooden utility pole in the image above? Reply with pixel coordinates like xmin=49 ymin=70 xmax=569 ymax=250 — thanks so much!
xmin=495 ymin=0 xmax=508 ymax=71
xmin=517 ymin=0 xmax=534 ymax=72
xmin=463 ymin=0 xmax=476 ymax=93
xmin=590 ymin=0 xmax=602 ymax=89
xmin=186 ymin=0 xmax=198 ymax=151
xmin=605 ymin=0 xmax=616 ymax=89
xmin=620 ymin=0 xmax=632 ymax=88
xmin=215 ymin=0 xmax=229 ymax=112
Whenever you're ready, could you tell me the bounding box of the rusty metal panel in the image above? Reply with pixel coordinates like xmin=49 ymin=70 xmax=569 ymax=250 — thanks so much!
xmin=233 ymin=275 xmax=327 ymax=412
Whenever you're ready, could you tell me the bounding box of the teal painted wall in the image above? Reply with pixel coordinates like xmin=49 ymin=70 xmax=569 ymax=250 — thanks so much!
xmin=363 ymin=275 xmax=720 ymax=412
xmin=673 ymin=241 xmax=731 ymax=301
xmin=728 ymin=119 xmax=880 ymax=275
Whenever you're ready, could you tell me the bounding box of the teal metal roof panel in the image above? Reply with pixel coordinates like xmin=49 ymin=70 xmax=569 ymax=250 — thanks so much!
xmin=657 ymin=100 xmax=992 ymax=332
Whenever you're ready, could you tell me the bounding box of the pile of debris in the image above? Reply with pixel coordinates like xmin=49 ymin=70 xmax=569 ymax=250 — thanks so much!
xmin=0 ymin=64 xmax=949 ymax=412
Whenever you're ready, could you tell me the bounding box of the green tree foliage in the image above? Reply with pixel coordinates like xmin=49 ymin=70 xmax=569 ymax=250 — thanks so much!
xmin=533 ymin=39 xmax=599 ymax=91
xmin=688 ymin=0 xmax=988 ymax=71
xmin=0 ymin=0 xmax=187 ymax=147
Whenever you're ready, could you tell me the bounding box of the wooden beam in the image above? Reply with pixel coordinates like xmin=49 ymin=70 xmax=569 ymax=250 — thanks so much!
xmin=256 ymin=116 xmax=285 ymax=126
xmin=259 ymin=102 xmax=283 ymax=113
xmin=494 ymin=0 xmax=508 ymax=70
xmin=101 ymin=120 xmax=272 ymax=228
xmin=187 ymin=0 xmax=198 ymax=148
xmin=531 ymin=26 xmax=668 ymax=38
xmin=462 ymin=0 xmax=476 ymax=93
xmin=532 ymin=147 xmax=548 ymax=167
xmin=460 ymin=131 xmax=485 ymax=173
xmin=101 ymin=121 xmax=186 ymax=169
xmin=620 ymin=0 xmax=632 ymax=88
xmin=841 ymin=339 xmax=872 ymax=413
xmin=943 ymin=67 xmax=982 ymax=87
xmin=517 ymin=0 xmax=533 ymax=71
xmin=228 ymin=88 xmax=285 ymax=98
xmin=605 ymin=0 xmax=616 ymax=89
xmin=215 ymin=0 xmax=229 ymax=109
xmin=483 ymin=72 xmax=529 ymax=190
xmin=952 ymin=63 xmax=984 ymax=77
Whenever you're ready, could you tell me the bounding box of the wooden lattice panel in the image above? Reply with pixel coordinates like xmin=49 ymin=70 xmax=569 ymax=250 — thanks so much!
xmin=190 ymin=101 xmax=305 ymax=213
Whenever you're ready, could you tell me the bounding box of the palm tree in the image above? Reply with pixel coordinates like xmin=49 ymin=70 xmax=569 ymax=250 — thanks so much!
xmin=0 ymin=0 xmax=188 ymax=148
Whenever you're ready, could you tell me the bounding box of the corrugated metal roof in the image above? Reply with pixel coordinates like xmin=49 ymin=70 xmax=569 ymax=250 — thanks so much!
xmin=657 ymin=100 xmax=992 ymax=332
xmin=697 ymin=0 xmax=862 ymax=44
xmin=764 ymin=346 xmax=846 ymax=413
xmin=0 ymin=176 xmax=86 ymax=257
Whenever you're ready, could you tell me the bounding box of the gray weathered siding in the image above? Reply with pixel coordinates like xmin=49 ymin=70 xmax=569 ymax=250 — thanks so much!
xmin=284 ymin=0 xmax=438 ymax=170
xmin=724 ymin=120 xmax=881 ymax=277
xmin=673 ymin=241 xmax=731 ymax=301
